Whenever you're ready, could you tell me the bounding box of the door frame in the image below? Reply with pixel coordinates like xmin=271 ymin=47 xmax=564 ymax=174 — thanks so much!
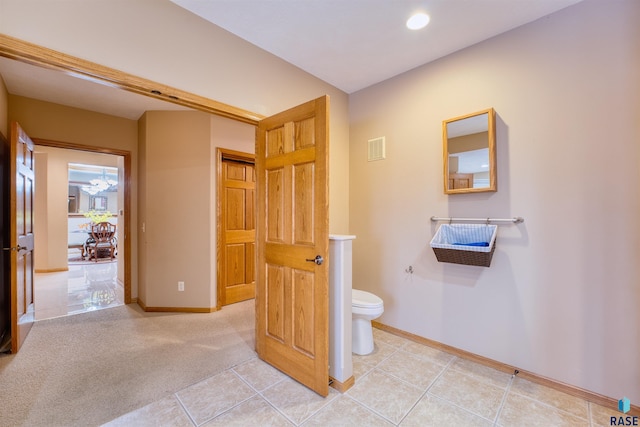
xmin=33 ymin=138 xmax=133 ymax=304
xmin=215 ymin=147 xmax=255 ymax=310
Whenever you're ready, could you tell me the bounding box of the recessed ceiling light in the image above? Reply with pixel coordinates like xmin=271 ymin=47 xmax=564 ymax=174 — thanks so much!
xmin=406 ymin=12 xmax=430 ymax=30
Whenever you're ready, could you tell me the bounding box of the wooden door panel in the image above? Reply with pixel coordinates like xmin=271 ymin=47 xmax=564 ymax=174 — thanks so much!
xmin=10 ymin=122 xmax=35 ymax=354
xmin=24 ymin=168 xmax=34 ymax=320
xmin=226 ymin=187 xmax=246 ymax=230
xmin=225 ymin=244 xmax=246 ymax=285
xmin=292 ymin=268 xmax=315 ymax=355
xmin=16 ymin=174 xmax=24 ymax=231
xmin=266 ymin=169 xmax=285 ymax=243
xmin=266 ymin=127 xmax=285 ymax=157
xmin=220 ymin=156 xmax=256 ymax=306
xmin=246 ymin=188 xmax=254 ymax=228
xmin=256 ymin=96 xmax=329 ymax=396
xmin=226 ymin=162 xmax=247 ymax=180
xmin=293 ymin=163 xmax=315 ymax=245
xmin=245 ymin=242 xmax=255 ymax=283
xmin=266 ymin=264 xmax=285 ymax=341
xmin=16 ymin=257 xmax=25 ymax=318
xmin=294 ymin=117 xmax=315 ymax=149
xmin=223 ymin=241 xmax=255 ymax=293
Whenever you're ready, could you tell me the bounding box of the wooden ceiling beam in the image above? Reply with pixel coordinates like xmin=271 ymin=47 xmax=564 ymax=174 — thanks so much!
xmin=0 ymin=33 xmax=263 ymax=125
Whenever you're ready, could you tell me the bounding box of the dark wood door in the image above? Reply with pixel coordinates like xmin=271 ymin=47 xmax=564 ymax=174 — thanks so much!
xmin=9 ymin=122 xmax=35 ymax=353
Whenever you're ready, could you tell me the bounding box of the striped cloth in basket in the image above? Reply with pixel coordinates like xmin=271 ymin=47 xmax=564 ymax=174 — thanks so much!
xmin=430 ymin=224 xmax=497 ymax=253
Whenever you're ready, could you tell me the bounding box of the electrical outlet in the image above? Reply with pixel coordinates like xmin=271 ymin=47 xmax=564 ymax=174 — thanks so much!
xmin=178 ymin=281 xmax=185 ymax=291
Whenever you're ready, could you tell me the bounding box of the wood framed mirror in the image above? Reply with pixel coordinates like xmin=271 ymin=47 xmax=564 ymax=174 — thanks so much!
xmin=443 ymin=108 xmax=496 ymax=194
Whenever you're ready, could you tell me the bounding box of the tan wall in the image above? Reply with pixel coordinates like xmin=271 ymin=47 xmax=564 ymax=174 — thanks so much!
xmin=8 ymin=96 xmax=139 ymax=294
xmin=138 ymin=111 xmax=254 ymax=309
xmin=139 ymin=111 xmax=212 ymax=308
xmin=349 ymin=0 xmax=639 ymax=403
xmin=0 ymin=0 xmax=350 ymax=234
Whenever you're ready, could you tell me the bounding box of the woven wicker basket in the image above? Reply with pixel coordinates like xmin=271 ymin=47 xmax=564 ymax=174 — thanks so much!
xmin=430 ymin=224 xmax=497 ymax=267
xmin=432 ymin=244 xmax=496 ymax=267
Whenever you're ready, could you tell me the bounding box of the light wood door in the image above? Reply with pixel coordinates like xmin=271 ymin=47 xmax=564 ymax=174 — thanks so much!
xmin=8 ymin=122 xmax=35 ymax=353
xmin=220 ymin=156 xmax=256 ymax=306
xmin=449 ymin=173 xmax=474 ymax=189
xmin=255 ymin=96 xmax=330 ymax=396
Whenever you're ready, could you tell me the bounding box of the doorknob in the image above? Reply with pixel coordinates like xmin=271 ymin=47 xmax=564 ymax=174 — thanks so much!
xmin=305 ymin=255 xmax=324 ymax=265
xmin=2 ymin=245 xmax=27 ymax=252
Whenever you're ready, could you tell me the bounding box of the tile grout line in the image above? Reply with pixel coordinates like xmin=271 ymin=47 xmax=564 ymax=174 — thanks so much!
xmin=230 ymin=366 xmax=298 ymax=425
xmin=400 ymin=355 xmax=500 ymax=426
xmin=349 ymin=370 xmax=406 ymax=425
xmin=394 ymin=355 xmax=459 ymax=425
xmin=175 ymin=366 xmax=263 ymax=426
xmin=339 ymin=393 xmax=401 ymax=425
xmin=242 ymin=373 xmax=312 ymax=426
xmin=344 ymin=393 xmax=399 ymax=426
xmin=369 ymin=335 xmax=498 ymax=425
xmin=286 ymin=391 xmax=338 ymax=426
xmin=201 ymin=369 xmax=265 ymax=426
xmin=492 ymin=370 xmax=516 ymax=426
xmin=506 ymin=389 xmax=592 ymax=423
xmin=374 ymin=352 xmax=454 ymax=395
xmin=296 ymin=393 xmax=350 ymax=426
xmin=345 ymin=344 xmax=418 ymax=425
xmin=173 ymin=392 xmax=199 ymax=427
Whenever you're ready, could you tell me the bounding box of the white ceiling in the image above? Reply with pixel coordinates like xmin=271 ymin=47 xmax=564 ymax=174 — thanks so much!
xmin=0 ymin=0 xmax=583 ymax=119
xmin=171 ymin=0 xmax=584 ymax=93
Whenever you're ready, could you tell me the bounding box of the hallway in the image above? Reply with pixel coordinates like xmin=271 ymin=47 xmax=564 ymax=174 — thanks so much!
xmin=34 ymin=260 xmax=123 ymax=321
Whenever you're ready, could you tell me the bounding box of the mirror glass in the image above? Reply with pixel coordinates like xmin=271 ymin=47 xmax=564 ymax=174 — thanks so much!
xmin=443 ymin=108 xmax=496 ymax=194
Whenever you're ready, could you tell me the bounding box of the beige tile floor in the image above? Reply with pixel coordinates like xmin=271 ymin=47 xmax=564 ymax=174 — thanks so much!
xmin=104 ymin=328 xmax=623 ymax=426
xmin=34 ymin=258 xmax=124 ymax=321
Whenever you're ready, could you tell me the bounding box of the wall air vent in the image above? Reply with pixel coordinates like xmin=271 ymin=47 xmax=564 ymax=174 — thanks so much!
xmin=368 ymin=137 xmax=386 ymax=162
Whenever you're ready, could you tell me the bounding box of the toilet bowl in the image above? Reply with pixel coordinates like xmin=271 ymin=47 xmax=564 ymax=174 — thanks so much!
xmin=352 ymin=289 xmax=384 ymax=355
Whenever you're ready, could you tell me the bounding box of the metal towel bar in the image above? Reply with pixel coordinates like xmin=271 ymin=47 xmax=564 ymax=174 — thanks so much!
xmin=430 ymin=216 xmax=524 ymax=224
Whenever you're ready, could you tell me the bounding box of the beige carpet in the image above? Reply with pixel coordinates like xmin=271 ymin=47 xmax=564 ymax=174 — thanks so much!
xmin=0 ymin=301 xmax=256 ymax=426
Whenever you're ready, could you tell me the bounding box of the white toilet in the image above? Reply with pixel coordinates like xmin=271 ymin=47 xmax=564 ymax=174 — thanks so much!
xmin=352 ymin=289 xmax=384 ymax=355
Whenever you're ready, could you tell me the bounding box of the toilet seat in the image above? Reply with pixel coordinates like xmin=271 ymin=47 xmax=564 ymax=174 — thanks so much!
xmin=352 ymin=289 xmax=383 ymax=309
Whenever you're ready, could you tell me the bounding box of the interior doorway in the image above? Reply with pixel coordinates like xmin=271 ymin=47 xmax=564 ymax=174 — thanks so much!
xmin=32 ymin=140 xmax=132 ymax=318
xmin=34 ymin=158 xmax=124 ymax=320
xmin=67 ymin=163 xmax=119 ymax=262
xmin=216 ymin=148 xmax=256 ymax=309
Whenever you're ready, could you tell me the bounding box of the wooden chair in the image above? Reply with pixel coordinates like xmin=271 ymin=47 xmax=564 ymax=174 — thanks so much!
xmin=87 ymin=222 xmax=117 ymax=262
